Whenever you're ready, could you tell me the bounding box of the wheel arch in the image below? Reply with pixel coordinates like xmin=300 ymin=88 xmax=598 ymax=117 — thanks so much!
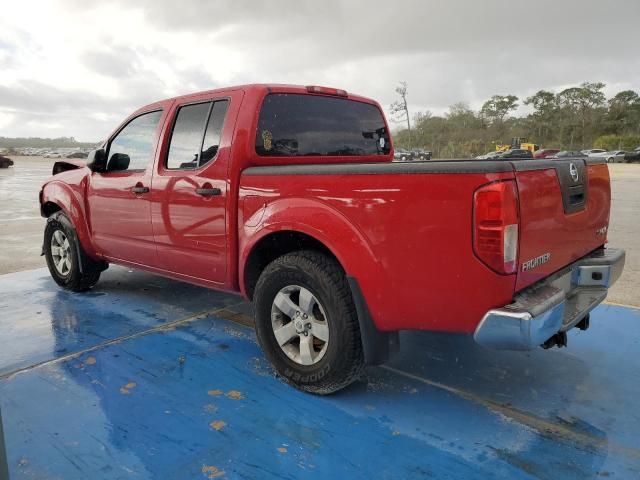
xmin=242 ymin=230 xmax=341 ymax=300
xmin=40 ymin=181 xmax=99 ymax=259
xmin=41 ymin=200 xmax=62 ymax=217
xmin=239 ymin=197 xmax=380 ymax=300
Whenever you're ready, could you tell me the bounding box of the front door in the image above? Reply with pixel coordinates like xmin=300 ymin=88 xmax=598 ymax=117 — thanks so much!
xmin=87 ymin=107 xmax=167 ymax=267
xmin=151 ymin=93 xmax=236 ymax=284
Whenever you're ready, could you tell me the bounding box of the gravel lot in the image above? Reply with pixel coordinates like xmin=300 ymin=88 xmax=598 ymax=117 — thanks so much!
xmin=1 ymin=156 xmax=638 ymax=306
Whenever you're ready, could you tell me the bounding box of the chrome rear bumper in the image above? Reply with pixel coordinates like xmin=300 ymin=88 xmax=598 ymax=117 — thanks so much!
xmin=474 ymin=247 xmax=625 ymax=350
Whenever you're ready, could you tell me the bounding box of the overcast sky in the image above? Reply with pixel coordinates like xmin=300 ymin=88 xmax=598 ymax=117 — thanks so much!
xmin=1 ymin=0 xmax=639 ymax=141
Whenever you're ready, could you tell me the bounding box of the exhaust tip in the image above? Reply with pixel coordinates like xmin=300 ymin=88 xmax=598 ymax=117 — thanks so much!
xmin=576 ymin=314 xmax=590 ymax=331
xmin=542 ymin=331 xmax=568 ymax=349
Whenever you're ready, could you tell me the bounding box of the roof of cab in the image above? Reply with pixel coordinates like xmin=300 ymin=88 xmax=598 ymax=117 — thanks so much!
xmin=136 ymin=83 xmax=379 ymax=114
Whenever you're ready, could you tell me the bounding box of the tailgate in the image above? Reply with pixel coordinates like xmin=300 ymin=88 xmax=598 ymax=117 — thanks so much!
xmin=512 ymin=159 xmax=611 ymax=291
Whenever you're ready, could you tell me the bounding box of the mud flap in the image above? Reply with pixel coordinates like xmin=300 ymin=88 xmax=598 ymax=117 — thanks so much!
xmin=347 ymin=276 xmax=399 ymax=365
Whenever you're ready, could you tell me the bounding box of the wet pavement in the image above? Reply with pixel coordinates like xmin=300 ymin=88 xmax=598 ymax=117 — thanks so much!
xmin=1 ymin=267 xmax=639 ymax=479
xmin=0 ymin=157 xmax=48 ymax=274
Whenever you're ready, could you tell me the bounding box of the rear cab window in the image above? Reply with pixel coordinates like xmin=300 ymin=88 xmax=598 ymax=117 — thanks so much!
xmin=166 ymin=100 xmax=229 ymax=170
xmin=255 ymin=93 xmax=390 ymax=157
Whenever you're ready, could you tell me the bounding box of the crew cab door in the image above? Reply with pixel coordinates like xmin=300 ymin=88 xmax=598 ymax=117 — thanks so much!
xmin=150 ymin=91 xmax=240 ymax=284
xmin=87 ymin=104 xmax=170 ymax=267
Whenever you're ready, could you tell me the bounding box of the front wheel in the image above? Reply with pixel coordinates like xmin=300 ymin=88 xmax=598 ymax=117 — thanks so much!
xmin=44 ymin=211 xmax=106 ymax=292
xmin=253 ymin=251 xmax=364 ymax=394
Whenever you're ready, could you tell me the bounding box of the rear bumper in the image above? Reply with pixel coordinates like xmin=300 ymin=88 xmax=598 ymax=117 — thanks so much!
xmin=474 ymin=247 xmax=625 ymax=350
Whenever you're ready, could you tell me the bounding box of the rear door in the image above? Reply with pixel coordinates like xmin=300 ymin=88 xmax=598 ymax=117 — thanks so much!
xmin=150 ymin=91 xmax=241 ymax=284
xmin=512 ymin=158 xmax=610 ymax=291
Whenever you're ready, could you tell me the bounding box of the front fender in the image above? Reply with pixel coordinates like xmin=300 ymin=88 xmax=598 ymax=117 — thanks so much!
xmin=40 ymin=180 xmax=99 ymax=259
xmin=239 ymin=197 xmax=384 ymax=312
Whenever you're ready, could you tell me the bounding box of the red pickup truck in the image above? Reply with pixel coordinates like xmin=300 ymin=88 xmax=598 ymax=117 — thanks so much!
xmin=39 ymin=84 xmax=625 ymax=394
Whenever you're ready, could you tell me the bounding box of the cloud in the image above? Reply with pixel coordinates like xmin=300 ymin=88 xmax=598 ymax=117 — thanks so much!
xmin=81 ymin=47 xmax=139 ymax=78
xmin=1 ymin=0 xmax=639 ymax=140
xmin=0 ymin=112 xmax=13 ymax=130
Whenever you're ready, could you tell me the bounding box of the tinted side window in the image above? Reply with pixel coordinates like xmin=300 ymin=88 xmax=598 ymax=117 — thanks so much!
xmin=256 ymin=94 xmax=390 ymax=157
xmin=166 ymin=102 xmax=211 ymax=169
xmin=107 ymin=110 xmax=162 ymax=172
xmin=200 ymin=100 xmax=229 ymax=166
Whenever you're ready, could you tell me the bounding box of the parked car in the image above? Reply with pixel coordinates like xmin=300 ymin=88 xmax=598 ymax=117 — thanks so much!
xmin=550 ymin=150 xmax=588 ymax=159
xmin=44 ymin=152 xmax=63 ymax=158
xmin=495 ymin=149 xmax=533 ymax=159
xmin=393 ymin=148 xmax=414 ymax=162
xmin=476 ymin=151 xmax=504 ymax=160
xmin=66 ymin=151 xmax=89 ymax=159
xmin=596 ymin=150 xmax=626 ymax=163
xmin=410 ymin=148 xmax=432 ymax=161
xmin=533 ymin=149 xmax=560 ymax=159
xmin=581 ymin=149 xmax=607 ymax=156
xmin=0 ymin=155 xmax=14 ymax=168
xmin=39 ymin=83 xmax=625 ymax=394
xmin=624 ymin=147 xmax=640 ymax=162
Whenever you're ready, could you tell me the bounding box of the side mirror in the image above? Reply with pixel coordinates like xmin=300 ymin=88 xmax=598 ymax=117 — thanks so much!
xmin=87 ymin=148 xmax=107 ymax=173
xmin=107 ymin=153 xmax=130 ymax=172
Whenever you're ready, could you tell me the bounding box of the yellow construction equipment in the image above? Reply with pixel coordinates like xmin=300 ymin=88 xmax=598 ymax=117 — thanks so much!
xmin=495 ymin=137 xmax=539 ymax=153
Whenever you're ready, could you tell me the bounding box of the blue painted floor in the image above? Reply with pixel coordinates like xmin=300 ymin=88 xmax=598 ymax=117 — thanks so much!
xmin=0 ymin=267 xmax=639 ymax=479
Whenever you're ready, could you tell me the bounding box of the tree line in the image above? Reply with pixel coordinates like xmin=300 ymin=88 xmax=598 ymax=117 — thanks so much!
xmin=391 ymin=82 xmax=640 ymax=158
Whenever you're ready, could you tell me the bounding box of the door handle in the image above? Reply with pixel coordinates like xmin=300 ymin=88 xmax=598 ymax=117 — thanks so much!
xmin=131 ymin=186 xmax=150 ymax=194
xmin=195 ymin=187 xmax=222 ymax=196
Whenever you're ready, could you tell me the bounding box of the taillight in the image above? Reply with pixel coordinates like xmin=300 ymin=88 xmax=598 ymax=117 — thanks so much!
xmin=473 ymin=180 xmax=519 ymax=274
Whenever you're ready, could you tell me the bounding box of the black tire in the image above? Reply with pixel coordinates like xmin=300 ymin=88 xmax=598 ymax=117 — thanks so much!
xmin=254 ymin=250 xmax=364 ymax=394
xmin=44 ymin=211 xmax=106 ymax=292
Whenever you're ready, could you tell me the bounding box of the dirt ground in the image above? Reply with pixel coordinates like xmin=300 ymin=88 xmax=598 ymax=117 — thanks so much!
xmin=0 ymin=155 xmax=638 ymax=306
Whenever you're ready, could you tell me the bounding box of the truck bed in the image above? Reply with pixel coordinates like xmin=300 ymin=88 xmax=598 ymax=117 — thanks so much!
xmin=238 ymin=158 xmax=610 ymax=334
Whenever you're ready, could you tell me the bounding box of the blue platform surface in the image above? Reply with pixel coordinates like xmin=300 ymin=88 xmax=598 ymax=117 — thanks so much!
xmin=0 ymin=267 xmax=639 ymax=479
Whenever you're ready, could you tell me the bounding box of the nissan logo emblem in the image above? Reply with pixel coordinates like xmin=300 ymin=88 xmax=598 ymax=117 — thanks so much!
xmin=569 ymin=163 xmax=579 ymax=183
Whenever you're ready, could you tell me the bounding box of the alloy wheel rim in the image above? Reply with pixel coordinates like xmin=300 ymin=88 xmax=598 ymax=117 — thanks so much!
xmin=51 ymin=230 xmax=72 ymax=276
xmin=270 ymin=285 xmax=329 ymax=366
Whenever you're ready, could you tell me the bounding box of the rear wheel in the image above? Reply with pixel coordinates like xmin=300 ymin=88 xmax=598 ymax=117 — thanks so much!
xmin=44 ymin=211 xmax=106 ymax=292
xmin=254 ymin=251 xmax=364 ymax=394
